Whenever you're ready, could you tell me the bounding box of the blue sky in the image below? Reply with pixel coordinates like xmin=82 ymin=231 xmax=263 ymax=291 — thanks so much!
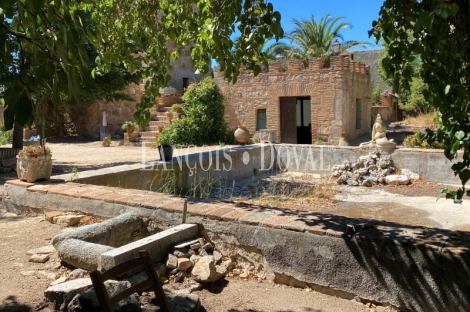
xmin=268 ymin=0 xmax=385 ymax=51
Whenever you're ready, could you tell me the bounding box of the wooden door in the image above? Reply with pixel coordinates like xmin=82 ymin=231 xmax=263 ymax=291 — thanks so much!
xmin=280 ymin=97 xmax=297 ymax=144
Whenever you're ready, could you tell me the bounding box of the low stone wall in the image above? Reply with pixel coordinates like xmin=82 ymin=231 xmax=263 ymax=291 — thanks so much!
xmin=274 ymin=144 xmax=461 ymax=185
xmin=3 ymin=180 xmax=470 ymax=312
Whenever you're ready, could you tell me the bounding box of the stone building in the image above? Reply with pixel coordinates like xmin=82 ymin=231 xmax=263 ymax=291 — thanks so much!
xmin=214 ymin=54 xmax=372 ymax=144
xmin=74 ymin=44 xmax=198 ymax=138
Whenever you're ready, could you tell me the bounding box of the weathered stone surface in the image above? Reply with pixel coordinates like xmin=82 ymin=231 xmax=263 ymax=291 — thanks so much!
xmin=215 ymin=259 xmax=232 ymax=276
xmin=125 ymin=262 xmax=167 ymax=286
xmin=53 ymin=215 xmax=85 ymax=226
xmin=29 ymin=254 xmax=50 ymax=263
xmin=190 ymin=242 xmax=201 ymax=250
xmin=385 ymin=174 xmax=410 ymax=185
xmin=191 ymin=256 xmax=222 ymax=282
xmin=57 ymin=239 xmax=114 ymax=271
xmin=166 ymin=254 xmax=178 ymax=269
xmin=70 ymin=268 xmax=88 ymax=279
xmin=177 ymin=258 xmax=192 ymax=271
xmin=213 ymin=250 xmax=222 ymax=264
xmin=174 ymin=248 xmax=190 ymax=258
xmin=44 ymin=278 xmax=93 ymax=311
xmin=67 ymin=280 xmax=140 ymax=312
xmin=45 ymin=211 xmax=64 ymax=222
xmin=27 ymin=245 xmax=55 ymax=255
xmin=50 ymin=276 xmax=67 ymax=286
xmin=401 ymin=168 xmax=420 ymax=181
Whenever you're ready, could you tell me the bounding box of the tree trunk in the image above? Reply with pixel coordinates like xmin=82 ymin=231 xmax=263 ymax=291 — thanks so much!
xmin=12 ymin=119 xmax=23 ymax=149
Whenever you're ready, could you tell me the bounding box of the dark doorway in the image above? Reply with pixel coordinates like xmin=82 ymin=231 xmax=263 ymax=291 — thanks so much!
xmin=296 ymin=98 xmax=311 ymax=144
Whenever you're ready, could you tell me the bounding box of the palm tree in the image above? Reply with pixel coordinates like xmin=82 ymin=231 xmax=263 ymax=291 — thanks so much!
xmin=277 ymin=14 xmax=370 ymax=66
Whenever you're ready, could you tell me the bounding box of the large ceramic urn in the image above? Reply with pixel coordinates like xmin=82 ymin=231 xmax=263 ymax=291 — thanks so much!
xmin=234 ymin=125 xmax=250 ymax=144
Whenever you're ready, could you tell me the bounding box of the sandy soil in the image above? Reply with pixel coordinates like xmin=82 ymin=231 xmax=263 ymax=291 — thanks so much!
xmin=0 ymin=214 xmax=395 ymax=312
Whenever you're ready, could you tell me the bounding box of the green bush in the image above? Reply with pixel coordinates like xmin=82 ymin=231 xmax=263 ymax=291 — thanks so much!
xmin=0 ymin=125 xmax=13 ymax=145
xmin=403 ymin=130 xmax=445 ymax=149
xmin=156 ymin=77 xmax=231 ymax=146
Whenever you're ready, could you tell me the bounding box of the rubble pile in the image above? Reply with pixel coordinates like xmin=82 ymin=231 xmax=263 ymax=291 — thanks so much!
xmin=331 ymin=151 xmax=419 ymax=186
xmin=165 ymin=237 xmax=232 ymax=286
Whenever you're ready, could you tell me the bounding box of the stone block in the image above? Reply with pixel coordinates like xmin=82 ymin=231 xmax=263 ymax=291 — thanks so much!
xmin=177 ymin=258 xmax=192 ymax=271
xmin=53 ymin=215 xmax=85 ymax=226
xmin=29 ymin=254 xmax=50 ymax=263
xmin=26 ymin=245 xmax=55 ymax=255
xmin=166 ymin=254 xmax=178 ymax=269
xmin=44 ymin=278 xmax=93 ymax=311
xmin=57 ymin=239 xmax=115 ymax=271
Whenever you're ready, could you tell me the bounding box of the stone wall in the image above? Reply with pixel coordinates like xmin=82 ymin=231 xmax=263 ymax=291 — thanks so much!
xmin=215 ymin=55 xmax=372 ymax=144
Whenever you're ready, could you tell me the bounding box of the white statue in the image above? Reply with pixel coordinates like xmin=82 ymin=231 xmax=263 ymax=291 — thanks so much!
xmin=360 ymin=114 xmax=396 ymax=150
xmin=102 ymin=111 xmax=107 ymax=127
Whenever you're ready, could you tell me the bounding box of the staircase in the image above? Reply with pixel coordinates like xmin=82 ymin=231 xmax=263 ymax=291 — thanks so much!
xmin=124 ymin=106 xmax=180 ymax=146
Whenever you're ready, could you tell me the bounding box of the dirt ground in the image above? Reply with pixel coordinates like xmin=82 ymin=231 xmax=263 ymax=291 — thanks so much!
xmin=0 ymin=214 xmax=395 ymax=312
xmin=0 ymin=140 xmax=454 ymax=311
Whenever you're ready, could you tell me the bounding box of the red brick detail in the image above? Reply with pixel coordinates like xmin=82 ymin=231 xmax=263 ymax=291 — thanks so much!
xmin=5 ymin=179 xmax=35 ymax=188
xmin=79 ymin=189 xmax=116 ymax=200
xmin=188 ymin=203 xmax=221 ymax=217
xmin=261 ymin=214 xmax=296 ymax=229
xmin=206 ymin=207 xmax=235 ymax=220
xmin=159 ymin=199 xmax=186 ymax=212
xmin=26 ymin=185 xmax=51 ymax=193
xmin=220 ymin=208 xmax=251 ymax=222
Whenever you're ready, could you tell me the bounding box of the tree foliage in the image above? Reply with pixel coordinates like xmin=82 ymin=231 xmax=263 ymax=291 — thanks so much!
xmin=270 ymin=14 xmax=370 ymax=65
xmin=370 ymin=0 xmax=470 ymax=200
xmin=156 ymin=77 xmax=231 ymax=146
xmin=1 ymin=0 xmax=283 ymax=129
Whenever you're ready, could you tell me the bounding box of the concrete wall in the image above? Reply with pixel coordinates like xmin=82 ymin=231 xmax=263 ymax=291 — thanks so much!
xmin=274 ymin=145 xmax=462 ymax=185
xmin=4 ymin=181 xmax=469 ymax=312
xmin=215 ymin=56 xmax=371 ymax=145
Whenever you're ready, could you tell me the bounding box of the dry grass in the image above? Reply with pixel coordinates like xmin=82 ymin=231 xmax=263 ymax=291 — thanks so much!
xmin=402 ymin=112 xmax=437 ymax=129
xmin=233 ymin=174 xmax=338 ymax=211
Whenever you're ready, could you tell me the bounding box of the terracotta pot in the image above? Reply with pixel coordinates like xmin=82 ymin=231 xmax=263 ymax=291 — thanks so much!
xmin=102 ymin=141 xmax=111 ymax=147
xmin=167 ymin=115 xmax=173 ymax=122
xmin=234 ymin=125 xmax=250 ymax=144
xmin=174 ymin=108 xmax=181 ymax=113
xmin=17 ymin=154 xmax=52 ymax=183
xmin=127 ymin=127 xmax=135 ymax=134
xmin=158 ymin=126 xmax=164 ymax=133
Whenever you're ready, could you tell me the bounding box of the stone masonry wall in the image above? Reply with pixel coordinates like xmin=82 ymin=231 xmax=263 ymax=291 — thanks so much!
xmin=215 ymin=55 xmax=371 ymax=144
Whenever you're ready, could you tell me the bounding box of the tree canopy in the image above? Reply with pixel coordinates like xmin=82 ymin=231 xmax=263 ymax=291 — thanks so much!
xmin=370 ymin=0 xmax=470 ymax=200
xmin=0 ymin=0 xmax=283 ymax=129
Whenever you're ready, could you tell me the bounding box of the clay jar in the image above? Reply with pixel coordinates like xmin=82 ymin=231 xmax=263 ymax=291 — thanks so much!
xmin=234 ymin=125 xmax=250 ymax=144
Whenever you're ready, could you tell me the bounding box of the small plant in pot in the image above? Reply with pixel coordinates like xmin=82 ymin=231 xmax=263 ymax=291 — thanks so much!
xmin=156 ymin=135 xmax=174 ymax=161
xmin=165 ymin=111 xmax=173 ymax=122
xmin=340 ymin=131 xmax=347 ymax=138
xmin=172 ymin=104 xmax=182 ymax=114
xmin=16 ymin=145 xmax=52 ymax=182
xmin=157 ymin=123 xmax=164 ymax=133
xmin=103 ymin=136 xmax=111 ymax=147
xmin=121 ymin=121 xmax=137 ymax=133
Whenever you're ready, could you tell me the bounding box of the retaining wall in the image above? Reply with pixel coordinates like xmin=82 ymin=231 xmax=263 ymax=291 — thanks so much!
xmin=3 ymin=180 xmax=470 ymax=312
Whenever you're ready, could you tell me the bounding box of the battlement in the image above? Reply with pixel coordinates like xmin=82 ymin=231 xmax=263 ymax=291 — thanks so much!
xmin=214 ymin=55 xmax=370 ymax=77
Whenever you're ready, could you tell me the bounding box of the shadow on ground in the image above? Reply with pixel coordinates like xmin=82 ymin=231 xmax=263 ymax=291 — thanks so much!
xmin=0 ymin=296 xmax=32 ymax=312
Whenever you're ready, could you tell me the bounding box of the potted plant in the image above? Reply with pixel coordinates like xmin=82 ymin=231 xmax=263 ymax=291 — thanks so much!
xmin=165 ymin=111 xmax=173 ymax=122
xmin=340 ymin=131 xmax=347 ymax=138
xmin=156 ymin=135 xmax=174 ymax=161
xmin=121 ymin=121 xmax=136 ymax=133
xmin=172 ymin=104 xmax=182 ymax=114
xmin=157 ymin=123 xmax=164 ymax=133
xmin=16 ymin=145 xmax=52 ymax=183
xmin=103 ymin=136 xmax=111 ymax=147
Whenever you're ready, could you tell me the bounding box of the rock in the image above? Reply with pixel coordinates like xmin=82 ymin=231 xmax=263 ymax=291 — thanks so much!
xmin=385 ymin=174 xmax=410 ymax=185
xmin=363 ymin=175 xmax=378 ymax=183
xmin=215 ymin=259 xmax=232 ymax=276
xmin=202 ymin=243 xmax=213 ymax=251
xmin=361 ymin=179 xmax=373 ymax=187
xmin=67 ymin=280 xmax=140 ymax=312
xmin=331 ymin=165 xmax=340 ymax=171
xmin=401 ymin=168 xmax=420 ymax=181
xmin=166 ymin=254 xmax=178 ymax=269
xmin=70 ymin=268 xmax=88 ymax=279
xmin=169 ymin=268 xmax=178 ymax=275
xmin=57 ymin=239 xmax=114 ymax=271
xmin=332 ymin=170 xmax=341 ymax=177
xmin=45 ymin=211 xmax=64 ymax=223
xmin=213 ymin=250 xmax=222 ymax=264
xmin=198 ymin=249 xmax=209 ymax=256
xmin=177 ymin=258 xmax=192 ymax=271
xmin=174 ymin=271 xmax=185 ymax=283
xmin=26 ymin=245 xmax=55 ymax=255
xmin=346 ymin=179 xmax=359 ymax=186
xmin=29 ymin=254 xmax=50 ymax=263
xmin=174 ymin=248 xmax=190 ymax=258
xmin=189 ymin=255 xmax=200 ymax=265
xmin=37 ymin=270 xmax=57 ymax=280
xmin=191 ymin=256 xmax=223 ymax=282
xmin=187 ymin=280 xmax=203 ymax=292
xmin=190 ymin=242 xmax=201 ymax=250
xmin=53 ymin=215 xmax=85 ymax=227
xmin=50 ymin=276 xmax=67 ymax=286
xmin=352 ymin=162 xmax=364 ymax=170
xmin=44 ymin=278 xmax=93 ymax=311
xmin=197 ymin=238 xmax=206 ymax=246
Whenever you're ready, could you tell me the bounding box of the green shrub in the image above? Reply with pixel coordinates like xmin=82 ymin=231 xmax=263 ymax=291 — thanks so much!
xmin=0 ymin=125 xmax=13 ymax=145
xmin=156 ymin=77 xmax=231 ymax=146
xmin=403 ymin=130 xmax=445 ymax=149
